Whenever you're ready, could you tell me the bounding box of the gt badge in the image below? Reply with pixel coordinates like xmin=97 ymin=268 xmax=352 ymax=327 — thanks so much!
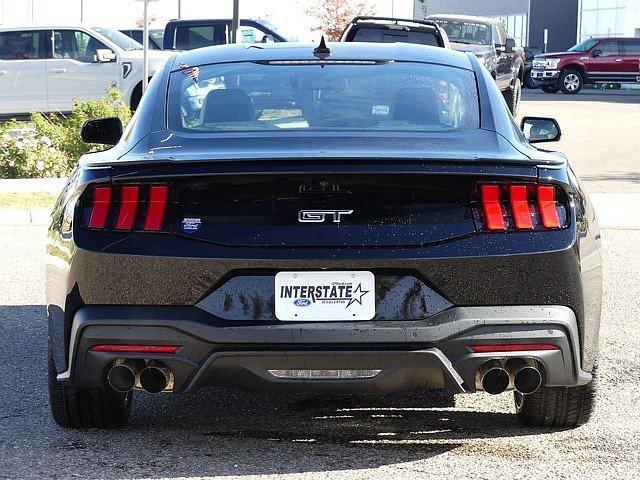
xmin=298 ymin=209 xmax=353 ymax=223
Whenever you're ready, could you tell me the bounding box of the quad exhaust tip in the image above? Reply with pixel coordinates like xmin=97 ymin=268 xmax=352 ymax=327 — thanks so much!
xmin=476 ymin=359 xmax=544 ymax=395
xmin=107 ymin=360 xmax=174 ymax=393
xmin=513 ymin=365 xmax=543 ymax=395
xmin=477 ymin=361 xmax=510 ymax=395
xmin=107 ymin=360 xmax=141 ymax=393
xmin=505 ymin=358 xmax=543 ymax=395
xmin=139 ymin=363 xmax=174 ymax=393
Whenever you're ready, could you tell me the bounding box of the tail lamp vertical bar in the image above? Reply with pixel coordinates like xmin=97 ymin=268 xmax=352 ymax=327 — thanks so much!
xmin=480 ymin=184 xmax=506 ymax=231
xmin=116 ymin=186 xmax=140 ymax=230
xmin=88 ymin=186 xmax=112 ymax=229
xmin=143 ymin=185 xmax=169 ymax=231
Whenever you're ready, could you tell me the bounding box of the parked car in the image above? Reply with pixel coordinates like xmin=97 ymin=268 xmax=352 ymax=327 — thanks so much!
xmin=523 ymin=46 xmax=542 ymax=88
xmin=340 ymin=16 xmax=449 ymax=48
xmin=531 ymin=37 xmax=640 ymax=94
xmin=162 ymin=18 xmax=292 ymax=50
xmin=0 ymin=26 xmax=173 ymax=117
xmin=47 ymin=41 xmax=601 ymax=430
xmin=119 ymin=28 xmax=165 ymax=50
xmin=427 ymin=14 xmax=525 ymax=114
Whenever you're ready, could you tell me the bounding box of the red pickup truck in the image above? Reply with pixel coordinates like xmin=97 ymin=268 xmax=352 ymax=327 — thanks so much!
xmin=531 ymin=37 xmax=640 ymax=94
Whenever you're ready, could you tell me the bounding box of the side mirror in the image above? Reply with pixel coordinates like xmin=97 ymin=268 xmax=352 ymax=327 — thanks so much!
xmin=505 ymin=38 xmax=516 ymax=54
xmin=81 ymin=117 xmax=123 ymax=145
xmin=261 ymin=34 xmax=275 ymax=43
xmin=94 ymin=49 xmax=116 ymax=63
xmin=520 ymin=116 xmax=561 ymax=143
xmin=591 ymin=48 xmax=602 ymax=58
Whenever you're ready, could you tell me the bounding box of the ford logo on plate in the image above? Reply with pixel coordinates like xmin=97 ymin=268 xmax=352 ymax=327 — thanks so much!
xmin=293 ymin=298 xmax=311 ymax=307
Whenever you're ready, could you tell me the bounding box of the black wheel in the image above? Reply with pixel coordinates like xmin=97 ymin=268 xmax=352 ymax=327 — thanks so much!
xmin=503 ymin=78 xmax=521 ymax=116
xmin=542 ymin=84 xmax=559 ymax=94
xmin=559 ymin=69 xmax=583 ymax=94
xmin=515 ymin=364 xmax=597 ymax=428
xmin=48 ymin=348 xmax=132 ymax=429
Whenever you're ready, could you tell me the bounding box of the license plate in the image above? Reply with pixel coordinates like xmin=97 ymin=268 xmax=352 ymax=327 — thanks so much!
xmin=275 ymin=271 xmax=375 ymax=321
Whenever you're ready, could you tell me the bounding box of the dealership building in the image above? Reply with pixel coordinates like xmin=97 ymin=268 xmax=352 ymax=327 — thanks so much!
xmin=414 ymin=0 xmax=640 ymax=51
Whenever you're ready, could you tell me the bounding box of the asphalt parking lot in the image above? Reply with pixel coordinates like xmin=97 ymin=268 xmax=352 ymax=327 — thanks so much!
xmin=1 ymin=90 xmax=640 ymax=479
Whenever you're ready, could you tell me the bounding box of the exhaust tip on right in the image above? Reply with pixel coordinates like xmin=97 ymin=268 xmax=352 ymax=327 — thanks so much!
xmin=139 ymin=364 xmax=173 ymax=393
xmin=513 ymin=366 xmax=543 ymax=395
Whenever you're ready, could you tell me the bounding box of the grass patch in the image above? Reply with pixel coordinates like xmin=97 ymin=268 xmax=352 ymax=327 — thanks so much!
xmin=0 ymin=192 xmax=57 ymax=210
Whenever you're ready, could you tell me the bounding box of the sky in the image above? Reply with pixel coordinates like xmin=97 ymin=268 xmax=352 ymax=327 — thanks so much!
xmin=0 ymin=0 xmax=415 ymax=40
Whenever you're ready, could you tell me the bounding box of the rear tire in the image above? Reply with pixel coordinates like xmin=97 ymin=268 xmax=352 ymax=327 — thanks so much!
xmin=542 ymin=84 xmax=559 ymax=94
xmin=503 ymin=78 xmax=521 ymax=116
xmin=515 ymin=364 xmax=597 ymax=428
xmin=559 ymin=69 xmax=583 ymax=94
xmin=48 ymin=349 xmax=132 ymax=429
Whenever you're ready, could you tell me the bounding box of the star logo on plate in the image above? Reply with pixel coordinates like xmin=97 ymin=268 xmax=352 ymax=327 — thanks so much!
xmin=346 ymin=283 xmax=370 ymax=309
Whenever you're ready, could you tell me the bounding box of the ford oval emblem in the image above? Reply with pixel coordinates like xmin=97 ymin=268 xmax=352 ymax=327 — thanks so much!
xmin=294 ymin=298 xmax=311 ymax=307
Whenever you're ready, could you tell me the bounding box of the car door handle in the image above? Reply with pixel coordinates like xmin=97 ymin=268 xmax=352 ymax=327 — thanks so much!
xmin=50 ymin=67 xmax=68 ymax=73
xmin=0 ymin=70 xmax=8 ymax=76
xmin=614 ymin=58 xmax=623 ymax=62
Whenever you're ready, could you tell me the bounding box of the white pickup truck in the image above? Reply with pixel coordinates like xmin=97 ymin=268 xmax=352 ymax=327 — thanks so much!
xmin=0 ymin=25 xmax=173 ymax=118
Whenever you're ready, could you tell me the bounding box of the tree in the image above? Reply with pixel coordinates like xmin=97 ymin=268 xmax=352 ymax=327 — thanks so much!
xmin=307 ymin=0 xmax=377 ymax=41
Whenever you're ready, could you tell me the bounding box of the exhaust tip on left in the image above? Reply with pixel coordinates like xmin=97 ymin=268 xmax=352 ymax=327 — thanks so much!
xmin=107 ymin=362 xmax=138 ymax=392
xmin=477 ymin=361 xmax=510 ymax=395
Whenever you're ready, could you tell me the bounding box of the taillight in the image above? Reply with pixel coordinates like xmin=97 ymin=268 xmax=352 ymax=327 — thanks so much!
xmin=479 ymin=185 xmax=505 ymax=231
xmin=86 ymin=183 xmax=170 ymax=232
xmin=143 ymin=185 xmax=169 ymax=231
xmin=115 ymin=185 xmax=140 ymax=230
xmin=88 ymin=186 xmax=112 ymax=229
xmin=537 ymin=185 xmax=561 ymax=229
xmin=509 ymin=185 xmax=534 ymax=230
xmin=475 ymin=183 xmax=566 ymax=232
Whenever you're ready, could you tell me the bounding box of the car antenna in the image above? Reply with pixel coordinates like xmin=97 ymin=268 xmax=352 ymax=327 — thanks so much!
xmin=313 ymin=36 xmax=331 ymax=59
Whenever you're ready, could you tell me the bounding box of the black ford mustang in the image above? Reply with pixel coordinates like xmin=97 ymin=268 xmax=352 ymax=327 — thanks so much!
xmin=46 ymin=41 xmax=602 ymax=429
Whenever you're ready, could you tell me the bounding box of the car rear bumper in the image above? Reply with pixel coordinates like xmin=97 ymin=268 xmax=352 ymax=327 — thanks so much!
xmin=58 ymin=305 xmax=592 ymax=394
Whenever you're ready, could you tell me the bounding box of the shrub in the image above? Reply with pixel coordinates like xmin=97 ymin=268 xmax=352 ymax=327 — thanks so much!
xmin=31 ymin=88 xmax=131 ymax=161
xmin=0 ymin=125 xmax=68 ymax=178
xmin=0 ymin=89 xmax=131 ymax=179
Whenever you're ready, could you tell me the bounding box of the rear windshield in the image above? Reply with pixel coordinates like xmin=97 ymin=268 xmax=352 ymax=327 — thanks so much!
xmin=351 ymin=27 xmax=441 ymax=46
xmin=168 ymin=61 xmax=479 ymax=133
xmin=431 ymin=19 xmax=489 ymax=46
